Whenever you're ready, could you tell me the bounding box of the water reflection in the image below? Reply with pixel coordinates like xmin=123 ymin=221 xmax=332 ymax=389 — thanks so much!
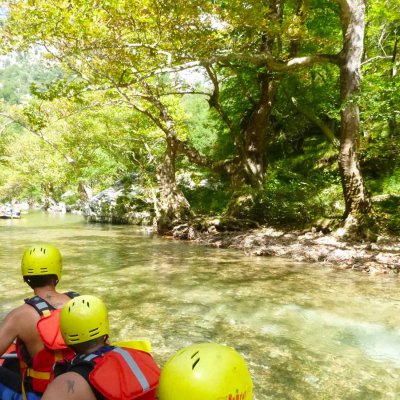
xmin=1 ymin=212 xmax=400 ymax=399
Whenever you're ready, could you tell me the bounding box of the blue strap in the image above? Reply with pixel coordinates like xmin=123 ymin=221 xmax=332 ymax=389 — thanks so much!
xmin=64 ymin=291 xmax=80 ymax=299
xmin=0 ymin=383 xmax=40 ymax=400
xmin=24 ymin=296 xmax=53 ymax=316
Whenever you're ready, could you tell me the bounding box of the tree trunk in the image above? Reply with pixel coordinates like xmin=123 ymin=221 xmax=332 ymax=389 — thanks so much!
xmin=337 ymin=0 xmax=372 ymax=228
xmin=388 ymin=34 xmax=399 ymax=137
xmin=235 ymin=74 xmax=277 ymax=188
xmin=156 ymin=134 xmax=192 ymax=235
xmin=134 ymin=87 xmax=193 ymax=234
xmin=224 ymin=0 xmax=283 ymax=219
xmin=77 ymin=182 xmax=93 ymax=201
xmin=223 ymin=75 xmax=278 ymax=220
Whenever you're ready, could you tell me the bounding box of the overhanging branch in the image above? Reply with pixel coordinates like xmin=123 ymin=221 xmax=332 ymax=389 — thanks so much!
xmin=206 ymin=52 xmax=340 ymax=70
xmin=0 ymin=113 xmax=75 ymax=164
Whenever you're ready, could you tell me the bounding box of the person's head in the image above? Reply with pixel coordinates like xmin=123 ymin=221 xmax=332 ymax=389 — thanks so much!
xmin=60 ymin=295 xmax=109 ymax=353
xmin=157 ymin=342 xmax=253 ymax=400
xmin=21 ymin=244 xmax=62 ymax=288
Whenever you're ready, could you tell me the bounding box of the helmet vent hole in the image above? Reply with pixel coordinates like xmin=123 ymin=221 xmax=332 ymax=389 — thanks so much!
xmin=89 ymin=328 xmax=99 ymax=336
xmin=69 ymin=334 xmax=79 ymax=342
xmin=192 ymin=358 xmax=200 ymax=370
xmin=190 ymin=351 xmax=199 ymax=359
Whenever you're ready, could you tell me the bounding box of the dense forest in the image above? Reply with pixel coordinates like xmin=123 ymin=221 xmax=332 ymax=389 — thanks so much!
xmin=0 ymin=0 xmax=398 ymax=239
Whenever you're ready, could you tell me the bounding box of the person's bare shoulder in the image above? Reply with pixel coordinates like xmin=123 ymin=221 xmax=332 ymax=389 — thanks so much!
xmin=7 ymin=302 xmax=38 ymax=319
xmin=0 ymin=303 xmax=36 ymax=335
xmin=0 ymin=303 xmax=43 ymax=353
xmin=42 ymin=372 xmax=97 ymax=400
xmin=11 ymin=303 xmax=41 ymax=332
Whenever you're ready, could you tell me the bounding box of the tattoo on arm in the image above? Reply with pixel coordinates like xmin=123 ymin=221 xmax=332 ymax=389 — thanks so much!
xmin=66 ymin=379 xmax=75 ymax=393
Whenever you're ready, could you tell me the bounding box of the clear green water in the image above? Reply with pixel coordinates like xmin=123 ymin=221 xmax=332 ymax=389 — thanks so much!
xmin=1 ymin=212 xmax=400 ymax=399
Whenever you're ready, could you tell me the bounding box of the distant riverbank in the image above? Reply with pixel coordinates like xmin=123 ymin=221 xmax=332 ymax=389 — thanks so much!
xmin=171 ymin=222 xmax=400 ymax=274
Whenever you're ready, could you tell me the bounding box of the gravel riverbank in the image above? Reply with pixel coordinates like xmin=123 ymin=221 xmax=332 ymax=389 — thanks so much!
xmin=179 ymin=225 xmax=400 ymax=274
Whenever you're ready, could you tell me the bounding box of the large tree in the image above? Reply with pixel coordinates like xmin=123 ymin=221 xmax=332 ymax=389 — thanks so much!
xmin=173 ymin=0 xmax=372 ymax=229
xmin=2 ymin=0 xmax=195 ymax=232
xmin=337 ymin=0 xmax=372 ymax=234
xmin=2 ymin=0 xmax=375 ymax=233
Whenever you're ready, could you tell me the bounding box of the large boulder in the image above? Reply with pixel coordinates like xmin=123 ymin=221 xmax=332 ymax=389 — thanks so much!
xmin=82 ymin=178 xmax=155 ymax=225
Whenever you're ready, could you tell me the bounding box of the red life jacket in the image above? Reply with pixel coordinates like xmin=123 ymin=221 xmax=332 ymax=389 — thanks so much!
xmin=17 ymin=292 xmax=79 ymax=393
xmin=74 ymin=347 xmax=160 ymax=400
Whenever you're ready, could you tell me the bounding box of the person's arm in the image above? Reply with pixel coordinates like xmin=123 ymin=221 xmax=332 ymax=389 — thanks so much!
xmin=0 ymin=304 xmax=43 ymax=357
xmin=42 ymin=372 xmax=97 ymax=400
xmin=0 ymin=309 xmax=20 ymax=356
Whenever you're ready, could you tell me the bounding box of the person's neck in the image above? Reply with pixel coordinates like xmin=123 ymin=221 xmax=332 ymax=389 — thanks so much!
xmin=34 ymin=285 xmax=58 ymax=301
xmin=78 ymin=341 xmax=108 ymax=355
xmin=81 ymin=344 xmax=103 ymax=355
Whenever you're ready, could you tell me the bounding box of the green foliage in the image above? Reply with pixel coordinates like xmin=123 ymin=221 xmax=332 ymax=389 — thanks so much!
xmin=0 ymin=0 xmax=398 ymax=238
xmin=360 ymin=134 xmax=400 ymax=179
xmin=0 ymin=89 xmax=164 ymax=203
xmin=221 ymin=132 xmax=344 ymax=226
xmin=248 ymin=173 xmax=330 ymax=226
xmin=266 ymin=183 xmax=322 ymax=225
xmin=182 ymin=95 xmax=234 ymax=160
xmin=387 ymin=215 xmax=400 ymax=235
xmin=115 ymin=194 xmax=150 ymax=215
xmin=381 ymin=168 xmax=400 ymax=194
xmin=0 ymin=132 xmax=64 ymax=202
xmin=181 ymin=182 xmax=230 ymax=215
xmin=30 ymin=77 xmax=88 ymax=102
xmin=0 ymin=57 xmax=61 ymax=104
xmin=252 ymin=135 xmax=343 ymax=226
xmin=22 ymin=103 xmax=48 ymax=130
xmin=372 ymin=192 xmax=400 ymax=235
xmin=360 ymin=73 xmax=400 ymax=127
xmin=302 ymin=0 xmax=342 ymax=53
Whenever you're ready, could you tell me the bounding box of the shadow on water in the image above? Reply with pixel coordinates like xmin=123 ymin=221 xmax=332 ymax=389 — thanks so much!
xmin=1 ymin=211 xmax=400 ymax=399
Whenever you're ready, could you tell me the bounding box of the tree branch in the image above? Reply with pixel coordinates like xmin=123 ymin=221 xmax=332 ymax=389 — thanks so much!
xmin=291 ymin=97 xmax=340 ymax=148
xmin=361 ymin=55 xmax=393 ymax=66
xmin=207 ymin=52 xmax=340 ymax=70
xmin=0 ymin=113 xmax=75 ymax=164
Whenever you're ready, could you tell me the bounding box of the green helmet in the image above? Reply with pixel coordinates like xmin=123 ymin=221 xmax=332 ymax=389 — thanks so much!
xmin=60 ymin=295 xmax=109 ymax=345
xmin=157 ymin=343 xmax=253 ymax=400
xmin=21 ymin=244 xmax=62 ymax=281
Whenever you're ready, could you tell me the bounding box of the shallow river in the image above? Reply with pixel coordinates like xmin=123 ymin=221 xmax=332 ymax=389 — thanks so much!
xmin=1 ymin=212 xmax=400 ymax=399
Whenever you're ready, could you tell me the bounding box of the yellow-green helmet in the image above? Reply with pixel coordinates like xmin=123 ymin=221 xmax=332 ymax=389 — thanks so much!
xmin=60 ymin=295 xmax=109 ymax=345
xmin=157 ymin=343 xmax=253 ymax=400
xmin=21 ymin=244 xmax=62 ymax=281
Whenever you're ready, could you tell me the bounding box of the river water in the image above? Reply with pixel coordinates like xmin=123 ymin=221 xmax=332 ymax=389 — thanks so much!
xmin=1 ymin=211 xmax=400 ymax=399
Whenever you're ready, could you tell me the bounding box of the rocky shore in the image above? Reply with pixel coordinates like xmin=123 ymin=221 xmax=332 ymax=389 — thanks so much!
xmin=172 ymin=222 xmax=400 ymax=274
xmin=67 ymin=181 xmax=400 ymax=274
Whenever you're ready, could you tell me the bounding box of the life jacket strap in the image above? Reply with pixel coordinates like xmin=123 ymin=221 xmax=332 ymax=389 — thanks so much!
xmin=64 ymin=291 xmax=80 ymax=299
xmin=112 ymin=347 xmax=150 ymax=391
xmin=54 ymin=350 xmax=63 ymax=362
xmin=24 ymin=296 xmax=54 ymax=317
xmin=26 ymin=368 xmax=51 ymax=380
xmin=21 ymin=379 xmax=27 ymax=400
